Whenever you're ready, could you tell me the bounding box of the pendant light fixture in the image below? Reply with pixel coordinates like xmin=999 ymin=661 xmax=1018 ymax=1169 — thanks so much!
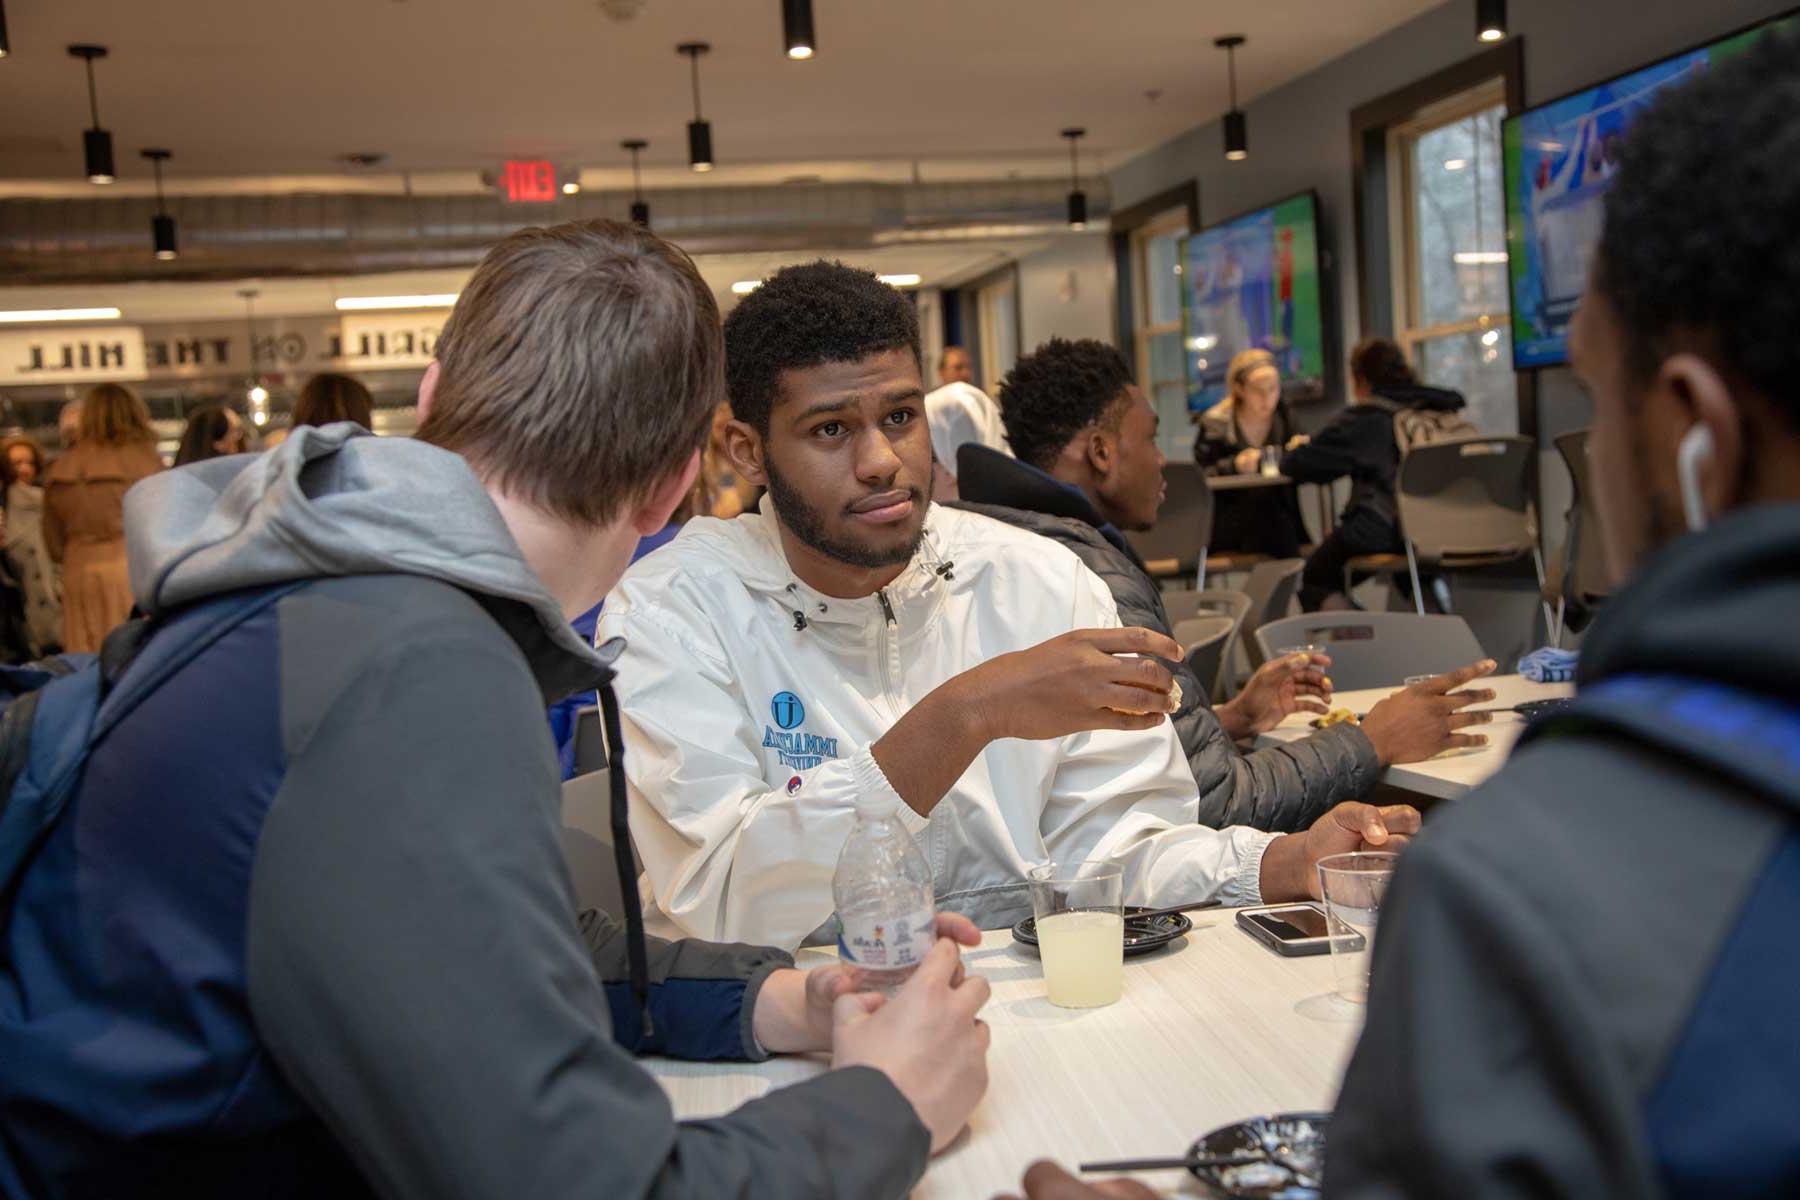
xmin=1 ymin=1 xmax=11 ymax=59
xmin=678 ymin=42 xmax=714 ymax=172
xmin=622 ymin=139 xmax=651 ymax=227
xmin=1062 ymin=128 xmax=1088 ymax=231
xmin=782 ymin=0 xmax=815 ymax=60
xmin=68 ymin=44 xmax=115 ymax=183
xmin=1476 ymin=0 xmax=1507 ymax=42
xmin=142 ymin=148 xmax=177 ymax=260
xmin=1215 ymin=36 xmax=1249 ymax=161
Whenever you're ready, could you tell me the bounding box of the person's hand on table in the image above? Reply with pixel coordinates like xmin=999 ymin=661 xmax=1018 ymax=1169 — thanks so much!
xmin=751 ymin=913 xmax=981 ymax=1055
xmin=1257 ymin=801 xmax=1422 ymax=901
xmin=995 ymin=1161 xmax=1161 ymax=1199
xmin=1358 ymin=659 xmax=1499 ymax=765
xmin=832 ymin=932 xmax=993 ymax=1154
xmin=1215 ymin=650 xmax=1333 ymax=739
xmin=1232 ymin=447 xmax=1262 ymax=475
xmin=1284 ymin=433 xmax=1311 ymax=451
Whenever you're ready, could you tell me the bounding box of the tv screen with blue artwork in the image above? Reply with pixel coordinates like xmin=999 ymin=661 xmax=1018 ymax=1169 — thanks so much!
xmin=1503 ymin=12 xmax=1796 ymax=368
xmin=1180 ymin=192 xmax=1325 ymax=413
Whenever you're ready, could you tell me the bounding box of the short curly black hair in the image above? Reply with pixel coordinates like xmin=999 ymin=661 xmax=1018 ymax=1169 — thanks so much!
xmin=1595 ymin=27 xmax=1800 ymax=427
xmin=997 ymin=338 xmax=1135 ymax=471
xmin=722 ymin=261 xmax=920 ymax=434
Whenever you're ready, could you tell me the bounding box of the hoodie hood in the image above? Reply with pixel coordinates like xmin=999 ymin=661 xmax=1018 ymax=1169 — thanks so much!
xmin=124 ymin=423 xmax=607 ymax=697
xmin=1578 ymin=501 xmax=1800 ymax=702
xmin=1373 ymin=383 xmax=1466 ymax=412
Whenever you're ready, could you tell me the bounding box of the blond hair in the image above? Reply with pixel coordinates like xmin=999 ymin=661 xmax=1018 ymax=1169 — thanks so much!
xmin=417 ymin=220 xmax=721 ymax=526
xmin=78 ymin=383 xmax=156 ymax=446
xmin=1227 ymin=348 xmax=1278 ymax=392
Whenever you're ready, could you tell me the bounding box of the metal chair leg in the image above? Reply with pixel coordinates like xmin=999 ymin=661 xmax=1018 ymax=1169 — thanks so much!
xmin=1405 ymin=541 xmax=1426 ymax=617
xmin=1531 ymin=544 xmax=1556 ymax=648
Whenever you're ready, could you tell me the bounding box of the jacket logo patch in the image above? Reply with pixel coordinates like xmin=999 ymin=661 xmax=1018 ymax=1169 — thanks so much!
xmin=771 ymin=691 xmax=805 ymax=730
xmin=786 ymin=775 xmax=803 ymax=795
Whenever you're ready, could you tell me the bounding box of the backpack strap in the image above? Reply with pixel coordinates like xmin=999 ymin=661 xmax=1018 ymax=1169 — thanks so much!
xmin=1519 ymin=674 xmax=1800 ymax=816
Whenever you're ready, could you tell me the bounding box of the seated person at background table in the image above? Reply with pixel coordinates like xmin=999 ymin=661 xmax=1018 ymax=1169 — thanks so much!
xmin=1282 ymin=338 xmax=1466 ymax=610
xmin=1192 ymin=347 xmax=1310 ymax=558
xmin=956 ymin=335 xmax=1497 ymax=832
xmin=938 ymin=343 xmax=975 ymax=387
xmin=0 ymin=220 xmax=992 ymax=1198
xmin=1325 ymin=36 xmax=1800 ymax=1197
xmin=598 ymin=260 xmax=1420 ymax=953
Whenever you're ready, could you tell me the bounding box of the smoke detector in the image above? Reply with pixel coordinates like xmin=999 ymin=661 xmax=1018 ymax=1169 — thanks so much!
xmin=599 ymin=0 xmax=649 ymax=19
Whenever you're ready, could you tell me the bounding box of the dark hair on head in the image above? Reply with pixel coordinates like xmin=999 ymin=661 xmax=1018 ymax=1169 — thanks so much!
xmin=1349 ymin=337 xmax=1416 ymax=392
xmin=996 ymin=337 xmax=1135 ymax=471
xmin=292 ymin=373 xmax=374 ymax=431
xmin=174 ymin=405 xmax=237 ymax=466
xmin=1595 ymin=27 xmax=1800 ymax=426
xmin=722 ymin=260 xmax=920 ymax=435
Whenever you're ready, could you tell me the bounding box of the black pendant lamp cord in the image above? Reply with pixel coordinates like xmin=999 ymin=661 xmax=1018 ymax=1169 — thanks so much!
xmin=1068 ymin=136 xmax=1080 ymax=189
xmin=689 ymin=54 xmax=704 ymax=120
xmin=598 ymin=668 xmax=655 ymax=1042
xmin=1227 ymin=43 xmax=1239 ymax=110
xmin=84 ymin=57 xmax=102 ymax=128
xmin=151 ymin=157 xmax=165 ymax=213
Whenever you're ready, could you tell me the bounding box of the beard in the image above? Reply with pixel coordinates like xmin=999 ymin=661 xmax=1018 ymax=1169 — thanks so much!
xmin=764 ymin=455 xmax=931 ymax=570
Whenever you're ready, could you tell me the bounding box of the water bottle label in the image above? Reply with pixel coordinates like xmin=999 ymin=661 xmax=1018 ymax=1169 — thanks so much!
xmin=836 ymin=907 xmax=935 ymax=970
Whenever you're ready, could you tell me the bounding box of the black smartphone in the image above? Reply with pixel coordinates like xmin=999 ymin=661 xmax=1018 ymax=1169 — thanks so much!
xmin=1235 ymin=902 xmax=1357 ymax=957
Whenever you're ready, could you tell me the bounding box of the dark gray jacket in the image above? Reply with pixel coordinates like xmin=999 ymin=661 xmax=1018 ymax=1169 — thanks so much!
xmin=0 ymin=426 xmax=928 ymax=1199
xmin=1327 ymin=502 xmax=1800 ymax=1197
xmin=954 ymin=446 xmax=1379 ymax=832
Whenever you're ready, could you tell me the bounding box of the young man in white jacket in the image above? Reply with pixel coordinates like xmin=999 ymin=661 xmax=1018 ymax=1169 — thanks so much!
xmin=599 ymin=261 xmax=1417 ymax=952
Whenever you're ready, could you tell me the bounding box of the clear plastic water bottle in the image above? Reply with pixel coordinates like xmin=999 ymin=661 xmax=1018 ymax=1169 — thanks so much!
xmin=832 ymin=795 xmax=936 ymax=994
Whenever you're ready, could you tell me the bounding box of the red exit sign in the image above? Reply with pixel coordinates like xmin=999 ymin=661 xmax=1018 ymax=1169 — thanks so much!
xmin=501 ymin=159 xmax=557 ymax=203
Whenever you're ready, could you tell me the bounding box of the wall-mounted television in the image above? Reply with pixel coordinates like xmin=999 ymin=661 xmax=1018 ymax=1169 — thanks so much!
xmin=1503 ymin=10 xmax=1797 ymax=369
xmin=1180 ymin=191 xmax=1326 ymax=413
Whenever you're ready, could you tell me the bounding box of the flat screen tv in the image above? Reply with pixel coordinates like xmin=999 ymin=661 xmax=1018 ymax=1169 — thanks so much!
xmin=1503 ymin=11 xmax=1797 ymax=368
xmin=1180 ymin=191 xmax=1325 ymax=413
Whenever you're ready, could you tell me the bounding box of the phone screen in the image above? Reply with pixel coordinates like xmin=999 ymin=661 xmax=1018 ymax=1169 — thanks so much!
xmin=1246 ymin=906 xmax=1329 ymax=940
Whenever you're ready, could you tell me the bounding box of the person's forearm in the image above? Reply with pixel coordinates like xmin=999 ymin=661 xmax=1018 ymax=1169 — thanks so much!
xmin=750 ymin=968 xmax=820 ymax=1054
xmin=1256 ymin=833 xmax=1314 ymax=902
xmin=871 ymin=673 xmax=994 ymax=818
xmin=1214 ymin=696 xmax=1254 ymax=741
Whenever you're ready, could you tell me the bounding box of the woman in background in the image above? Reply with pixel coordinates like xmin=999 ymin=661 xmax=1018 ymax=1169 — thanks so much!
xmin=1 ymin=435 xmax=60 ymax=658
xmin=291 ymin=372 xmax=374 ymax=431
xmin=174 ymin=405 xmax=248 ymax=466
xmin=1194 ymin=348 xmax=1309 ymax=558
xmin=43 ymin=384 xmax=164 ymax=652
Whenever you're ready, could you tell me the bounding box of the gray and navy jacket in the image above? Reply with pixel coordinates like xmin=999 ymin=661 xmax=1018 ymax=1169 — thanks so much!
xmin=0 ymin=427 xmax=928 ymax=1199
xmin=1327 ymin=502 xmax=1800 ymax=1197
xmin=953 ymin=444 xmax=1379 ymax=832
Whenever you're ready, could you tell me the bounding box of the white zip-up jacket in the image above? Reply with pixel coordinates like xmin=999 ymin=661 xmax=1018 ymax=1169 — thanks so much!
xmin=599 ymin=503 xmax=1277 ymax=951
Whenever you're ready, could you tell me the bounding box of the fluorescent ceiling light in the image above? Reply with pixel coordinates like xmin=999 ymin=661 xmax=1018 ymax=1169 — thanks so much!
xmin=1443 ymin=158 xmax=1468 ymax=171
xmin=731 ymin=280 xmax=762 ymax=295
xmin=334 ymin=293 xmax=459 ymax=311
xmin=0 ymin=306 xmax=123 ymax=323
xmin=1453 ymin=251 xmax=1508 ymax=265
xmin=878 ymin=274 xmax=922 ymax=288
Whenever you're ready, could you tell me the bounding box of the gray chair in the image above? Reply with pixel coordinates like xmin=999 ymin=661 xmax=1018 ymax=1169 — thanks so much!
xmin=1125 ymin=463 xmax=1213 ymax=585
xmin=1252 ymin=611 xmax=1486 ymax=692
xmin=1165 ymin=590 xmax=1252 ymax=700
xmin=572 ymin=705 xmax=607 ymax=776
xmin=1240 ymin=558 xmax=1306 ymax=668
xmin=560 ymin=770 xmax=636 ymax=921
xmin=1173 ymin=614 xmax=1236 ymax=705
xmin=1393 ymin=436 xmax=1555 ymax=641
xmin=1547 ymin=429 xmax=1610 ymax=640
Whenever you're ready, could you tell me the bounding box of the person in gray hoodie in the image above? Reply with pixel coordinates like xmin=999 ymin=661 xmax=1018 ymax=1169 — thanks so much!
xmin=0 ymin=220 xmax=991 ymax=1199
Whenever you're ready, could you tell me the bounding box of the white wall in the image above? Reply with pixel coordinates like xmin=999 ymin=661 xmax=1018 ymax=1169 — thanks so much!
xmin=1016 ymin=234 xmax=1115 ymax=352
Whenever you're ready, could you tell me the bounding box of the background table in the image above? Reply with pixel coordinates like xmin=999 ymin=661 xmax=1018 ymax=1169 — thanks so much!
xmin=647 ymin=921 xmax=1366 ymax=1198
xmin=1206 ymin=473 xmax=1293 ymax=491
xmin=1255 ymin=673 xmax=1575 ymax=800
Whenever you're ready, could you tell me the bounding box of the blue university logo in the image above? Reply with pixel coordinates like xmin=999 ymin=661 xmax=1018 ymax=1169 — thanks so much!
xmin=772 ymin=691 xmax=805 ymax=730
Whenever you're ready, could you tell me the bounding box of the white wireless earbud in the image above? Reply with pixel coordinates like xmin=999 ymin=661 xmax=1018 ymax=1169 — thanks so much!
xmin=1676 ymin=423 xmax=1715 ymax=533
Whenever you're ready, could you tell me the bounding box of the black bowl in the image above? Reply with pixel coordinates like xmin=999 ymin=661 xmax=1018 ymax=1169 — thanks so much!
xmin=1188 ymin=1111 xmax=1329 ymax=1199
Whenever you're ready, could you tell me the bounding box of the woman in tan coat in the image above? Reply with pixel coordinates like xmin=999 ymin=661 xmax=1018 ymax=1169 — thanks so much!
xmin=43 ymin=383 xmax=164 ymax=653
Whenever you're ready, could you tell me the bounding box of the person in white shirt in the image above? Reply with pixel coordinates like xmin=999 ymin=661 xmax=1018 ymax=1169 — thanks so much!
xmin=599 ymin=261 xmax=1416 ymax=952
xmin=924 ymin=379 xmax=1009 ymax=501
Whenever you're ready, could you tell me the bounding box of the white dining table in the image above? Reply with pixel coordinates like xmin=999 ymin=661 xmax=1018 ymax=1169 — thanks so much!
xmin=645 ymin=920 xmax=1367 ymax=1198
xmin=1254 ymin=673 xmax=1576 ymax=801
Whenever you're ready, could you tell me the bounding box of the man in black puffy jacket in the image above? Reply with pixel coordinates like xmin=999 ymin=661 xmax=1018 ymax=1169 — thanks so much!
xmin=958 ymin=337 xmax=1496 ymax=831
